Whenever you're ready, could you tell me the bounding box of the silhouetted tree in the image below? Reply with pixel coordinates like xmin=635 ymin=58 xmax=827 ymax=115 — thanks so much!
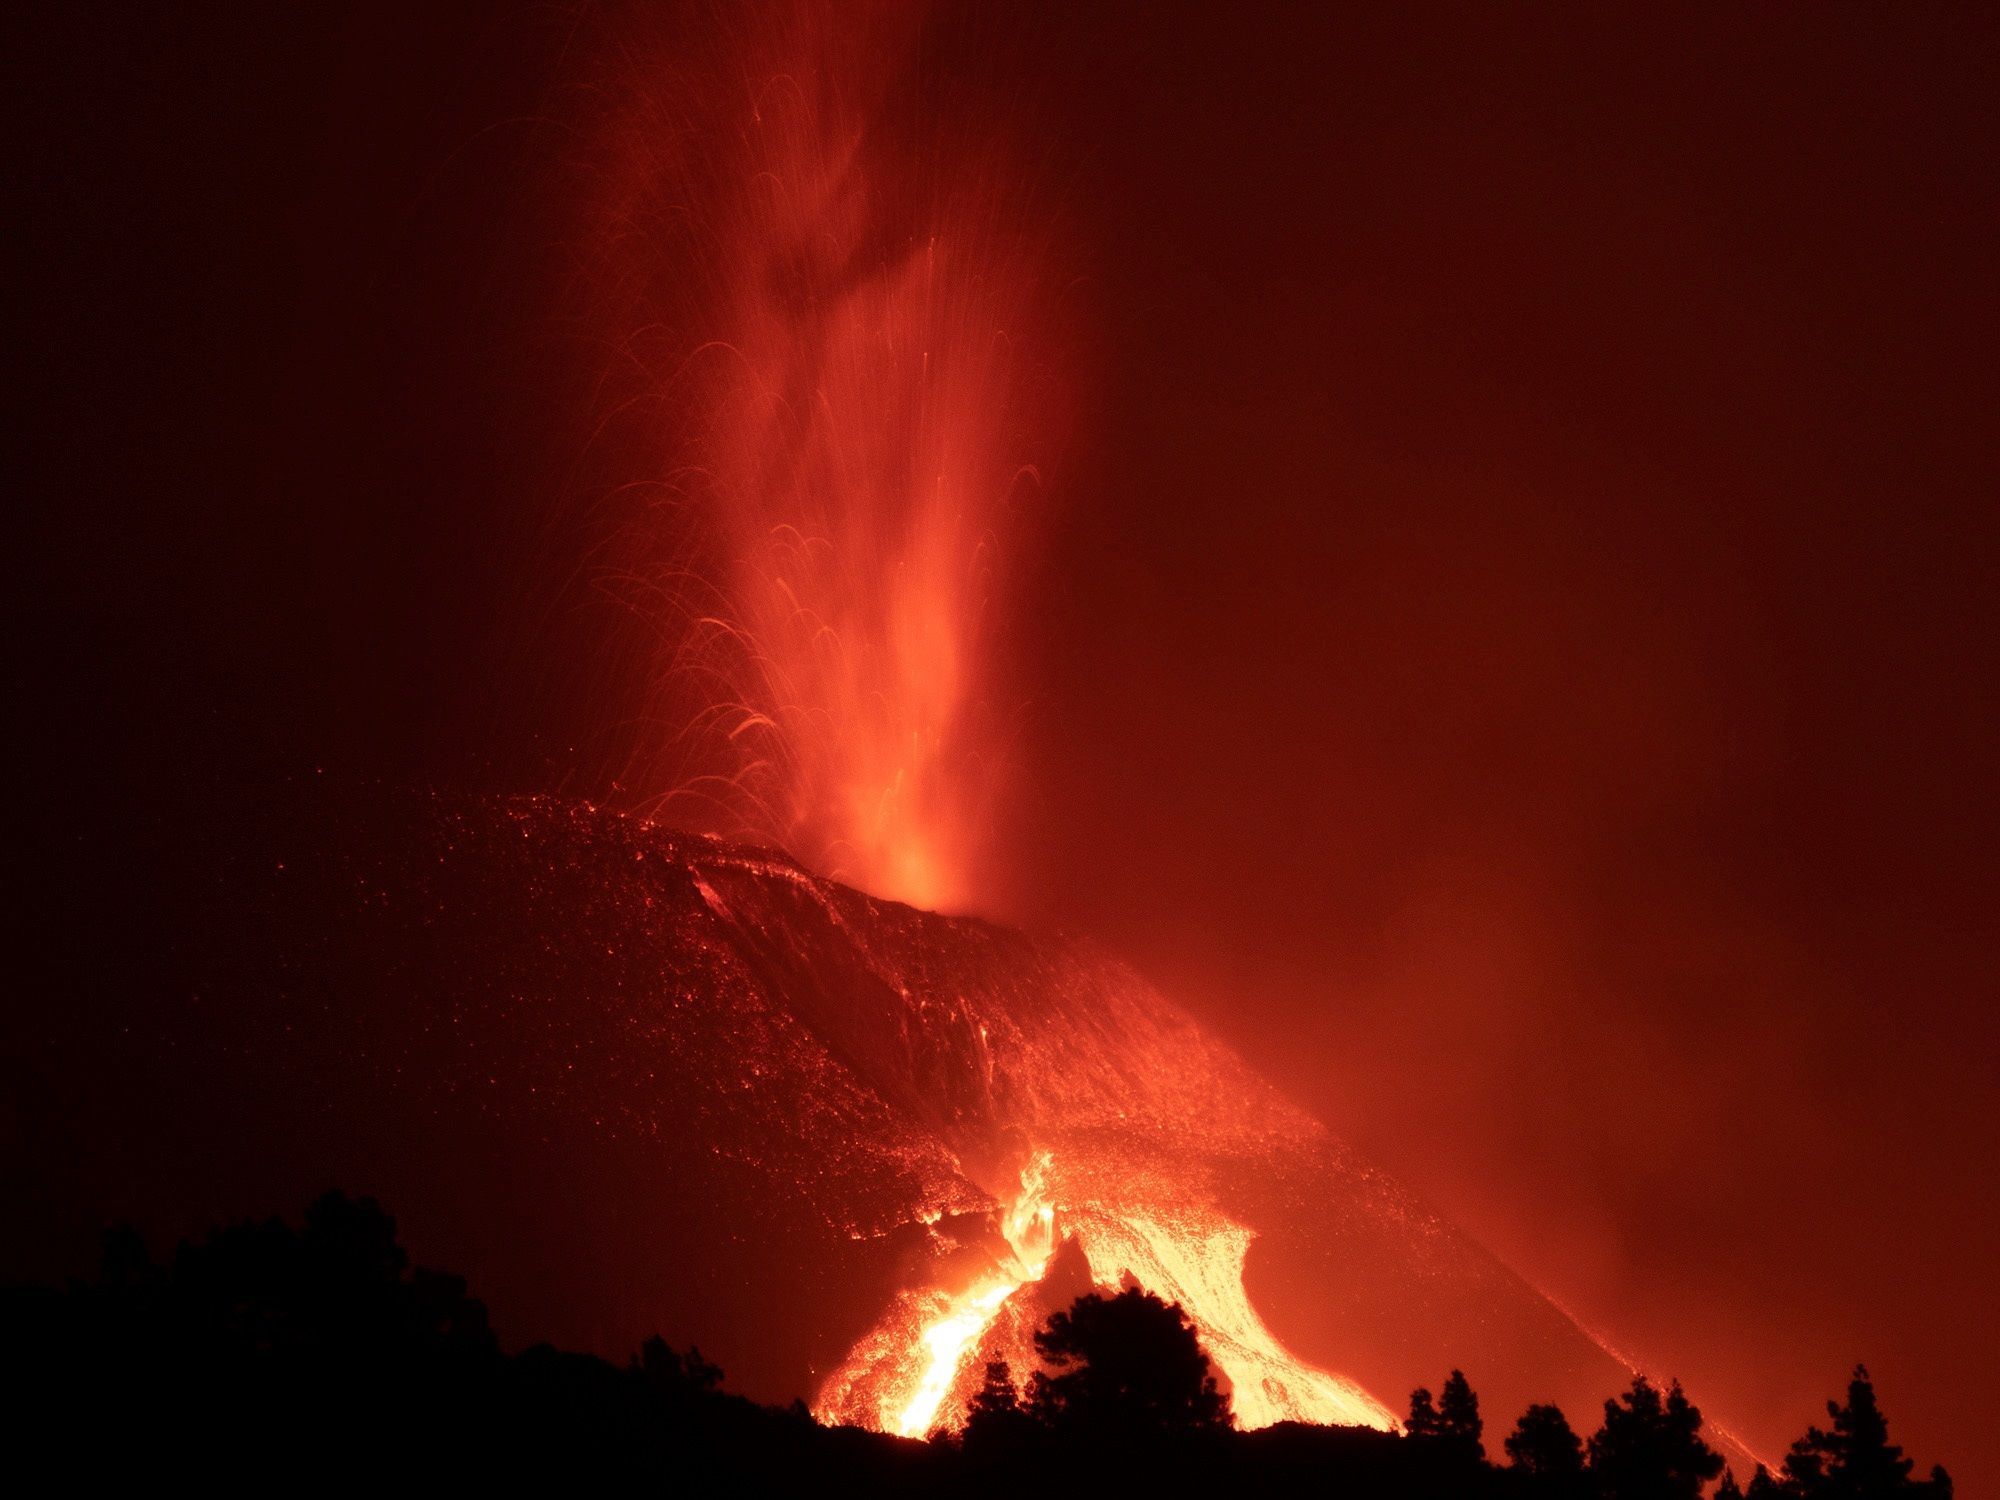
xmin=1718 ymin=1472 xmax=1746 ymax=1500
xmin=1776 ymin=1367 xmax=1949 ymax=1499
xmin=1508 ymin=1402 xmax=1585 ymax=1484
xmin=967 ymin=1358 xmax=1021 ymax=1422
xmin=1408 ymin=1383 xmax=1443 ymax=1440
xmin=1025 ymin=1287 xmax=1230 ymax=1440
xmin=963 ymin=1359 xmax=1040 ymax=1460
xmin=1407 ymin=1369 xmax=1484 ymax=1472
xmin=1440 ymin=1368 xmax=1485 ymax=1462
xmin=1586 ymin=1376 xmax=1723 ymax=1500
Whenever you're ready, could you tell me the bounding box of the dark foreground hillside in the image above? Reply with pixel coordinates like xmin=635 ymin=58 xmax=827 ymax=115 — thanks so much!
xmin=3 ymin=1193 xmax=1954 ymax=1498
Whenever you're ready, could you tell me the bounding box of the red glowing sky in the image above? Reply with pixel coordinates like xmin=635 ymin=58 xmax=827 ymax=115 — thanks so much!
xmin=10 ymin=1 xmax=1997 ymax=1488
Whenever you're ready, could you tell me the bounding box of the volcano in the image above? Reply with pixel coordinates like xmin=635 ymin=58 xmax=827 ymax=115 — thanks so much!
xmin=154 ymin=786 xmax=1634 ymax=1441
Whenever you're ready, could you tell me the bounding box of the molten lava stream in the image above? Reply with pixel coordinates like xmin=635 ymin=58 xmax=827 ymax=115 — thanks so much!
xmin=816 ymin=1151 xmax=1397 ymax=1438
xmin=1063 ymin=1203 xmax=1395 ymax=1431
xmin=864 ymin=1153 xmax=1057 ymax=1438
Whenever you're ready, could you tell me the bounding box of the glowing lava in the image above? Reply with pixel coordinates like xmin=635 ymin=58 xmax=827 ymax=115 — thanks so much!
xmin=892 ymin=1152 xmax=1056 ymax=1437
xmin=262 ymin=789 xmax=1665 ymax=1458
xmin=816 ymin=1146 xmax=1397 ymax=1437
xmin=1063 ymin=1203 xmax=1395 ymax=1431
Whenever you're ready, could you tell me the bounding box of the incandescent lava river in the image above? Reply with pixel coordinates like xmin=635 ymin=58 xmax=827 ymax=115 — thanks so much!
xmin=219 ymin=784 xmax=1639 ymax=1441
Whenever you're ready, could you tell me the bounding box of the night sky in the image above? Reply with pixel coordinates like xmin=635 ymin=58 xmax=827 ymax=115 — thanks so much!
xmin=10 ymin=2 xmax=1996 ymax=1487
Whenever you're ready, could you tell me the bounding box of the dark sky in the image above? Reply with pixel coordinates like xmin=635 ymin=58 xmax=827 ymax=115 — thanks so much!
xmin=10 ymin=1 xmax=1996 ymax=1487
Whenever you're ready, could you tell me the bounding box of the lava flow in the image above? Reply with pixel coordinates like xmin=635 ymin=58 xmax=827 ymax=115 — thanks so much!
xmin=816 ymin=1147 xmax=1398 ymax=1437
xmin=860 ymin=1150 xmax=1058 ymax=1438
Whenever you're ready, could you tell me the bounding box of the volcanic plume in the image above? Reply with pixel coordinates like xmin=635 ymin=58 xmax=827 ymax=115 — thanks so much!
xmin=0 ymin=0 xmax=1765 ymax=1463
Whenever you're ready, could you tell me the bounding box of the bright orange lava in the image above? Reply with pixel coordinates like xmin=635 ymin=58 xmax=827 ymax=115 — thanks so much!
xmin=815 ymin=1149 xmax=1398 ymax=1437
xmin=895 ymin=1151 xmax=1056 ymax=1437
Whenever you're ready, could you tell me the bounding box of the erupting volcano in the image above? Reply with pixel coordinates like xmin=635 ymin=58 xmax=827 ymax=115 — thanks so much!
xmin=502 ymin=0 xmax=1661 ymax=1447
xmin=13 ymin=0 xmax=1990 ymax=1486
xmin=231 ymin=787 xmax=1637 ymax=1445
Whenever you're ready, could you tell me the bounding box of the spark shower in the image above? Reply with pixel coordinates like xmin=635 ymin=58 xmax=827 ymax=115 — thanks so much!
xmin=592 ymin=0 xmax=1056 ymax=913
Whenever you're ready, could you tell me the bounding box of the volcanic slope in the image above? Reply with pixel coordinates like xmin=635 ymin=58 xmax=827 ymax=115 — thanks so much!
xmin=162 ymin=789 xmax=1633 ymax=1438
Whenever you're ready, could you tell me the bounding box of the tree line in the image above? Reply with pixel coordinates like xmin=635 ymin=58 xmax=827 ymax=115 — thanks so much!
xmin=956 ymin=1286 xmax=1949 ymax=1499
xmin=2 ymin=1192 xmax=1953 ymax=1495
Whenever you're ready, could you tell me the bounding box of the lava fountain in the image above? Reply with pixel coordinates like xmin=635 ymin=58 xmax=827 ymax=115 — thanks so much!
xmin=588 ymin=0 xmax=1056 ymax=912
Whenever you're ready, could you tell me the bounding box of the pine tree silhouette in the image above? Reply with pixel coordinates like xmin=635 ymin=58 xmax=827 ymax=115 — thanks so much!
xmin=1025 ymin=1287 xmax=1230 ymax=1440
xmin=1779 ymin=1366 xmax=1950 ymax=1498
xmin=1587 ymin=1376 xmax=1723 ymax=1500
xmin=963 ymin=1358 xmax=1039 ymax=1460
xmin=1508 ymin=1402 xmax=1585 ymax=1483
xmin=1406 ymin=1384 xmax=1441 ymax=1440
xmin=1438 ymin=1368 xmax=1484 ymax=1462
